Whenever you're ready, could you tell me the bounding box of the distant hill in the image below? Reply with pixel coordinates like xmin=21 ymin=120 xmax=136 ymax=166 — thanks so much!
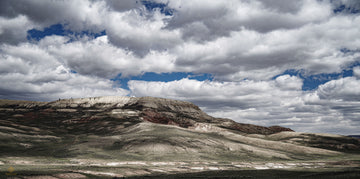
xmin=1 ymin=96 xmax=360 ymax=178
xmin=349 ymin=135 xmax=360 ymax=139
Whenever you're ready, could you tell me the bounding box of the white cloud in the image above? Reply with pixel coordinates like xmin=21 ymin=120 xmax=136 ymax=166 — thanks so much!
xmin=129 ymin=77 xmax=303 ymax=120
xmin=317 ymin=76 xmax=360 ymax=101
xmin=105 ymin=10 xmax=182 ymax=55
xmin=164 ymin=0 xmax=332 ymax=39
xmin=105 ymin=0 xmax=140 ymax=12
xmin=1 ymin=0 xmax=360 ymax=80
xmin=0 ymin=15 xmax=34 ymax=44
xmin=128 ymin=76 xmax=303 ymax=110
xmin=275 ymin=75 xmax=303 ymax=90
xmin=354 ymin=66 xmax=360 ymax=78
xmin=43 ymin=35 xmax=177 ymax=78
xmin=0 ymin=0 xmax=106 ymax=45
xmin=0 ymin=41 xmax=128 ymax=101
xmin=1 ymin=0 xmax=360 ymax=134
xmin=128 ymin=76 xmax=360 ymax=134
xmin=172 ymin=14 xmax=360 ymax=80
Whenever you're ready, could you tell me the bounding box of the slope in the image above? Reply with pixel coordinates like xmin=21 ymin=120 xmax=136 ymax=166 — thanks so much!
xmin=0 ymin=96 xmax=358 ymax=162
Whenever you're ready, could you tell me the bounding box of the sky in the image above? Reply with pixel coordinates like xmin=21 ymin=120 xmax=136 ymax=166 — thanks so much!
xmin=0 ymin=0 xmax=360 ymax=135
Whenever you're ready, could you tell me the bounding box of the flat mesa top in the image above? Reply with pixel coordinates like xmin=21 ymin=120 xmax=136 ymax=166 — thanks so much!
xmin=55 ymin=96 xmax=133 ymax=104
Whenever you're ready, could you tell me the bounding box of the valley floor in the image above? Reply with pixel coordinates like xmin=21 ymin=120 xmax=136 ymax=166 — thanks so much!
xmin=1 ymin=156 xmax=360 ymax=178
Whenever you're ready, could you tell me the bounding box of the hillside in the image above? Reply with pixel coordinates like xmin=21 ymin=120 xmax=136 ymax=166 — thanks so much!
xmin=0 ymin=96 xmax=360 ymax=178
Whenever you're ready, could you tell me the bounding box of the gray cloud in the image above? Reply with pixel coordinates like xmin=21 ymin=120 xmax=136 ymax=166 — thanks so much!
xmin=257 ymin=0 xmax=303 ymax=13
xmin=105 ymin=10 xmax=182 ymax=56
xmin=128 ymin=74 xmax=360 ymax=134
xmin=1 ymin=0 xmax=360 ymax=134
xmin=0 ymin=15 xmax=33 ymax=45
xmin=163 ymin=0 xmax=332 ymax=42
xmin=105 ymin=0 xmax=141 ymax=12
xmin=317 ymin=77 xmax=360 ymax=101
xmin=171 ymin=14 xmax=360 ymax=80
xmin=0 ymin=39 xmax=128 ymax=101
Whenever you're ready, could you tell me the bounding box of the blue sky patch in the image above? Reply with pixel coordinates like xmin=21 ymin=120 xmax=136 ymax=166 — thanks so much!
xmin=27 ymin=24 xmax=106 ymax=42
xmin=274 ymin=67 xmax=356 ymax=91
xmin=27 ymin=24 xmax=66 ymax=41
xmin=111 ymin=72 xmax=213 ymax=90
xmin=141 ymin=0 xmax=174 ymax=16
xmin=333 ymin=4 xmax=360 ymax=14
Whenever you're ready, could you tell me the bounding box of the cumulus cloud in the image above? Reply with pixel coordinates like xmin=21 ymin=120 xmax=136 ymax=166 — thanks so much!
xmin=1 ymin=0 xmax=360 ymax=134
xmin=105 ymin=0 xmax=141 ymax=12
xmin=317 ymin=77 xmax=360 ymax=101
xmin=129 ymin=76 xmax=304 ymax=123
xmin=0 ymin=0 xmax=106 ymax=30
xmin=172 ymin=14 xmax=360 ymax=80
xmin=354 ymin=66 xmax=360 ymax=78
xmin=129 ymin=76 xmax=303 ymax=110
xmin=0 ymin=40 xmax=128 ymax=101
xmin=164 ymin=0 xmax=332 ymax=40
xmin=105 ymin=10 xmax=182 ymax=56
xmin=0 ymin=15 xmax=34 ymax=44
xmin=0 ymin=33 xmax=180 ymax=101
xmin=129 ymin=75 xmax=360 ymax=134
xmin=0 ymin=0 xmax=107 ymax=44
xmin=43 ymin=35 xmax=177 ymax=78
xmin=1 ymin=0 xmax=360 ymax=76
